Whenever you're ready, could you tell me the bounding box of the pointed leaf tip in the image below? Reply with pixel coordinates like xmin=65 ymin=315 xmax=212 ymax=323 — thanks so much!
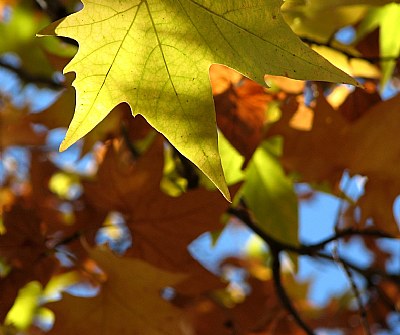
xmin=41 ymin=0 xmax=362 ymax=200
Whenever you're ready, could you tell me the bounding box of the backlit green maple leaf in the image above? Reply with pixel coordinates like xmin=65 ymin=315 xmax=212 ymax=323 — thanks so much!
xmin=39 ymin=0 xmax=357 ymax=200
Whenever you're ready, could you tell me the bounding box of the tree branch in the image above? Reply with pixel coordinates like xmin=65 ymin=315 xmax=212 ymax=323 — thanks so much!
xmin=332 ymin=243 xmax=372 ymax=335
xmin=0 ymin=58 xmax=64 ymax=89
xmin=271 ymin=249 xmax=316 ymax=335
xmin=228 ymin=207 xmax=396 ymax=257
xmin=302 ymin=228 xmax=394 ymax=252
xmin=228 ymin=205 xmax=400 ymax=333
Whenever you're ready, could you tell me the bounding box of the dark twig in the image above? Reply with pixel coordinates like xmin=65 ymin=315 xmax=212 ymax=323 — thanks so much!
xmin=367 ymin=280 xmax=399 ymax=313
xmin=228 ymin=208 xmax=394 ymax=255
xmin=332 ymin=245 xmax=372 ymax=335
xmin=52 ymin=231 xmax=82 ymax=249
xmin=303 ymin=228 xmax=393 ymax=252
xmin=331 ymin=180 xmax=371 ymax=335
xmin=0 ymin=58 xmax=64 ymax=89
xmin=228 ymin=205 xmax=400 ymax=333
xmin=313 ymin=252 xmax=400 ymax=284
xmin=271 ymin=249 xmax=316 ymax=335
xmin=229 ymin=205 xmax=315 ymax=334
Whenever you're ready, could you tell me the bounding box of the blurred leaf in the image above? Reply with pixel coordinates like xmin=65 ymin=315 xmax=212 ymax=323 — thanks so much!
xmin=241 ymin=139 xmax=298 ymax=246
xmin=0 ymin=1 xmax=72 ymax=79
xmin=218 ymin=132 xmax=245 ymax=186
xmin=282 ymin=3 xmax=367 ymax=42
xmin=0 ymin=99 xmax=46 ymax=149
xmin=214 ymin=76 xmax=270 ymax=162
xmin=47 ymin=247 xmax=186 ymax=335
xmin=346 ymin=93 xmax=400 ymax=234
xmin=267 ymin=93 xmax=348 ymax=187
xmin=311 ymin=45 xmax=380 ymax=79
xmin=5 ymin=281 xmax=41 ymax=330
xmin=357 ymin=3 xmax=400 ymax=88
xmin=84 ymin=136 xmax=239 ymax=272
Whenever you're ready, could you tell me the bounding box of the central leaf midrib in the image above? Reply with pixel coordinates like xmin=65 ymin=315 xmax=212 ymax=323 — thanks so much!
xmin=143 ymin=0 xmax=217 ymax=182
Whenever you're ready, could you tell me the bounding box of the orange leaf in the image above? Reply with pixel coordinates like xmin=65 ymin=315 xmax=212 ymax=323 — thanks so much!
xmin=84 ymin=136 xmax=239 ymax=272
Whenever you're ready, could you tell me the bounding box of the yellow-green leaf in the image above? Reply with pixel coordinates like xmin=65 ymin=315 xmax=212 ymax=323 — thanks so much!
xmin=5 ymin=281 xmax=42 ymax=331
xmin=38 ymin=0 xmax=357 ymax=200
xmin=241 ymin=139 xmax=298 ymax=246
xmin=357 ymin=3 xmax=400 ymax=88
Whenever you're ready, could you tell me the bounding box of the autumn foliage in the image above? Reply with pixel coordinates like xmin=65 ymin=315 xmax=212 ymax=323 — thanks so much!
xmin=1 ymin=1 xmax=400 ymax=335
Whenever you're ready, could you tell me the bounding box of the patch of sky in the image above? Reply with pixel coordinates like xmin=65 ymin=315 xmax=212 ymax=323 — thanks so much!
xmin=377 ymin=239 xmax=400 ymax=274
xmin=54 ymin=247 xmax=76 ymax=268
xmin=46 ymin=128 xmax=97 ymax=175
xmin=315 ymin=329 xmax=344 ymax=335
xmin=0 ymin=53 xmax=60 ymax=110
xmin=340 ymin=171 xmax=367 ymax=201
xmin=381 ymin=81 xmax=400 ymax=100
xmin=96 ymin=212 xmax=132 ymax=255
xmin=335 ymin=26 xmax=356 ymax=45
xmin=161 ymin=287 xmax=176 ymax=301
xmin=189 ymin=222 xmax=252 ymax=275
xmin=296 ymin=171 xmax=374 ymax=306
xmin=65 ymin=281 xmax=100 ymax=298
xmin=385 ymin=313 xmax=400 ymax=334
xmin=0 ymin=146 xmax=30 ymax=184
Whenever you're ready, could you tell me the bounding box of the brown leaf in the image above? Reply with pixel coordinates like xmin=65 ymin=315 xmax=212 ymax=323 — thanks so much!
xmin=0 ymin=100 xmax=46 ymax=149
xmin=47 ymin=247 xmax=186 ymax=335
xmin=267 ymin=93 xmax=348 ymax=187
xmin=1 ymin=200 xmax=50 ymax=273
xmin=0 ymin=200 xmax=58 ymax=320
xmin=267 ymin=89 xmax=400 ymax=233
xmin=339 ymin=86 xmax=381 ymax=122
xmin=84 ymin=136 xmax=239 ymax=272
xmin=121 ymin=112 xmax=153 ymax=142
xmin=210 ymin=64 xmax=270 ymax=161
xmin=214 ymin=78 xmax=269 ymax=161
xmin=29 ymin=152 xmax=105 ymax=245
xmin=209 ymin=64 xmax=243 ymax=96
xmin=183 ymin=274 xmax=318 ymax=335
xmin=346 ymin=94 xmax=400 ymax=234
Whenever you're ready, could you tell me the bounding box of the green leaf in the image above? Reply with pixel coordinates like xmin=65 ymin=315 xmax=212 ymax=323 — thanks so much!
xmin=283 ymin=2 xmax=368 ymax=42
xmin=0 ymin=2 xmax=75 ymax=79
xmin=218 ymin=132 xmax=245 ymax=185
xmin=357 ymin=3 xmax=400 ymax=88
xmin=241 ymin=138 xmax=298 ymax=246
xmin=38 ymin=0 xmax=357 ymax=200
